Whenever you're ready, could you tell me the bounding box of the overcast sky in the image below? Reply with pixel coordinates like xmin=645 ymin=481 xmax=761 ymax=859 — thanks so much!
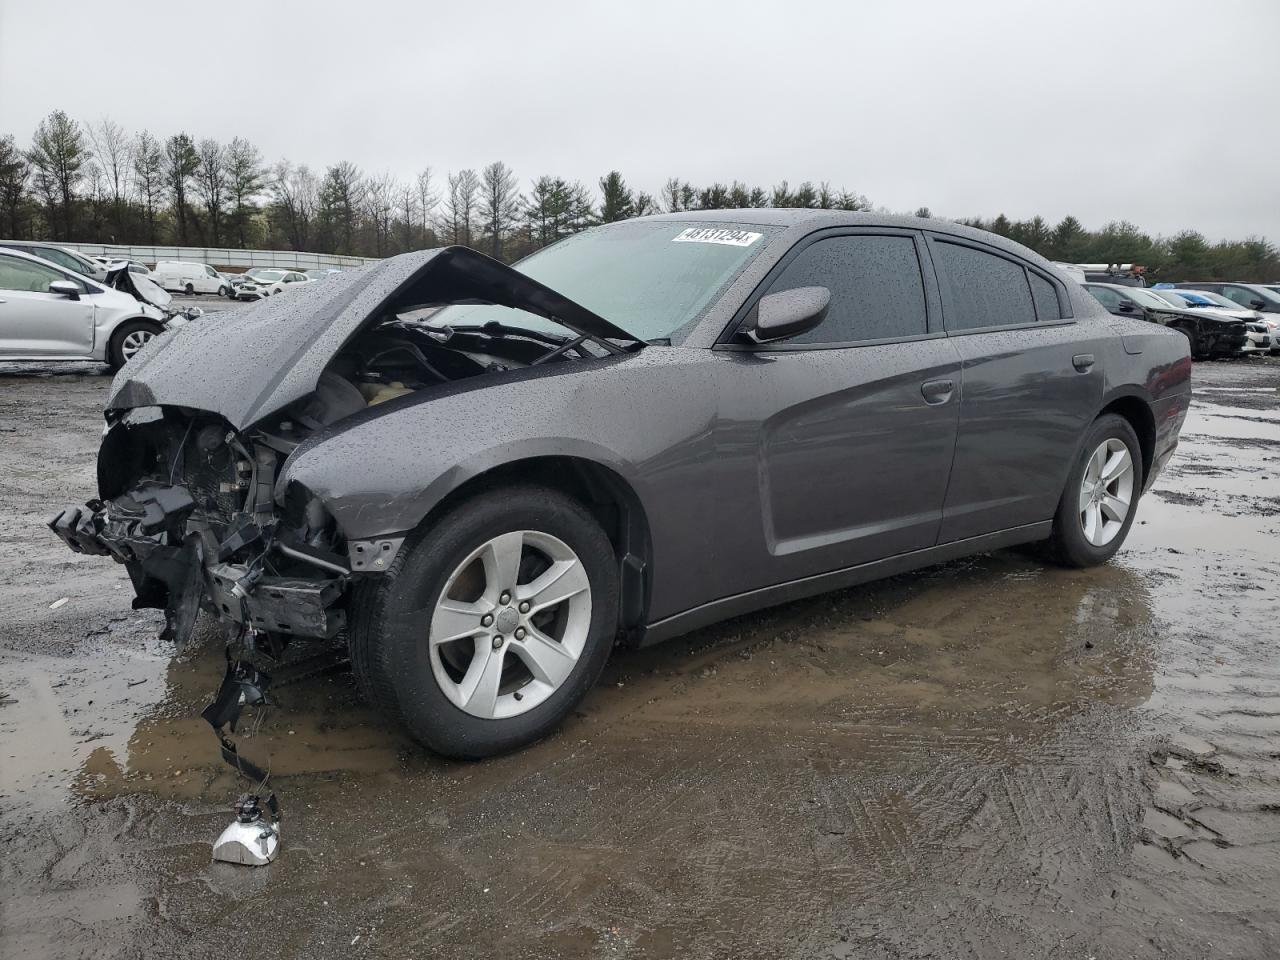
xmin=1 ymin=0 xmax=1277 ymax=242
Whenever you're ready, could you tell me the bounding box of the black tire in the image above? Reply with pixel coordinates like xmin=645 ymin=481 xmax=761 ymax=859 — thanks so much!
xmin=107 ymin=319 xmax=162 ymax=371
xmin=1173 ymin=323 xmax=1209 ymax=361
xmin=184 ymin=282 xmax=194 ymax=296
xmin=349 ymin=485 xmax=619 ymax=759
xmin=1045 ymin=413 xmax=1143 ymax=568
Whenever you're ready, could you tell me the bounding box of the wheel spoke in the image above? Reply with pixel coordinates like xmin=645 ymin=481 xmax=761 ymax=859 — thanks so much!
xmin=1086 ymin=448 xmax=1104 ymax=483
xmin=520 ymin=558 xmax=589 ymax=614
xmin=480 ymin=531 xmax=524 ymax=599
xmin=458 ymin=639 xmax=505 ymax=716
xmin=1101 ymin=449 xmax=1131 ymax=484
xmin=1100 ymin=494 xmax=1128 ymax=523
xmin=511 ymin=626 xmax=577 ymax=687
xmin=1082 ymin=502 xmax=1100 ymax=544
xmin=431 ymin=599 xmax=487 ymax=646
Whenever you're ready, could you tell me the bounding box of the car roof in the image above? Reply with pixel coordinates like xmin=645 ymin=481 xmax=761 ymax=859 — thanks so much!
xmin=635 ymin=208 xmax=1060 ymax=268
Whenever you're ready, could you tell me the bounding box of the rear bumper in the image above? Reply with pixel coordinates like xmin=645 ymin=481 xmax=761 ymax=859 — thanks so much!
xmin=1147 ymin=392 xmax=1191 ymax=491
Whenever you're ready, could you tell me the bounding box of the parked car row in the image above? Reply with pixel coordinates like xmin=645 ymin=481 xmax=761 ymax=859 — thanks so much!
xmin=1083 ymin=282 xmax=1277 ymax=359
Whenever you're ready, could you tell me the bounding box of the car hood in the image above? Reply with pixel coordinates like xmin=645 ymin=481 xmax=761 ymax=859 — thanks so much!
xmin=107 ymin=246 xmax=642 ymax=430
xmin=106 ymin=261 xmax=172 ymax=310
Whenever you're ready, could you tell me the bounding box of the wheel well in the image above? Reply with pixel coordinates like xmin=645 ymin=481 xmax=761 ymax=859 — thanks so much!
xmin=1100 ymin=395 xmax=1155 ymax=483
xmin=418 ymin=456 xmax=653 ymax=635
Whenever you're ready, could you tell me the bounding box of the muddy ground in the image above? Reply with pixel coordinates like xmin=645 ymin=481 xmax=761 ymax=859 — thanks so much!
xmin=1 ymin=333 xmax=1278 ymax=959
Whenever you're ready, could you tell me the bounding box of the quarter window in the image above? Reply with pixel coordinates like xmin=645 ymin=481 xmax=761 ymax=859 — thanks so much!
xmin=934 ymin=241 xmax=1036 ymax=331
xmin=1029 ymin=272 xmax=1062 ymax=321
xmin=763 ymin=235 xmax=928 ymax=344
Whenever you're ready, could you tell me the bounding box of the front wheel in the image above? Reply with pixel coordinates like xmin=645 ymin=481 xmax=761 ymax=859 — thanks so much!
xmin=1044 ymin=414 xmax=1143 ymax=567
xmin=107 ymin=319 xmax=162 ymax=370
xmin=183 ymin=282 xmax=194 ymax=296
xmin=349 ymin=485 xmax=619 ymax=758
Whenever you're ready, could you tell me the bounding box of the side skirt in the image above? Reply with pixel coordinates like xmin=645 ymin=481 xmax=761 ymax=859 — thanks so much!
xmin=636 ymin=520 xmax=1053 ymax=647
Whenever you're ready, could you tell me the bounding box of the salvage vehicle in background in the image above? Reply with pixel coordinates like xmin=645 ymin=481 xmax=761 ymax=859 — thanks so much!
xmin=1080 ymin=263 xmax=1148 ymax=287
xmin=1085 ymin=282 xmax=1249 ymax=359
xmin=1153 ymin=288 xmax=1280 ymax=356
xmin=0 ymin=247 xmax=192 ymax=369
xmin=305 ymin=268 xmax=343 ymax=281
xmin=1173 ymin=281 xmax=1280 ymax=316
xmin=0 ymin=240 xmax=108 ymax=281
xmin=50 ymin=211 xmax=1191 ymax=758
xmin=153 ymin=260 xmax=233 ymax=297
xmin=235 ymin=268 xmax=310 ymax=299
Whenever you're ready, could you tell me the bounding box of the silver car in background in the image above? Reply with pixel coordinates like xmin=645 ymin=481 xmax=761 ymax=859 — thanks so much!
xmin=0 ymin=248 xmax=189 ymax=369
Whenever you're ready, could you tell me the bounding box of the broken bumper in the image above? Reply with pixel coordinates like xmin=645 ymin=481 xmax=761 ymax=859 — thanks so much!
xmin=50 ymin=482 xmax=348 ymax=646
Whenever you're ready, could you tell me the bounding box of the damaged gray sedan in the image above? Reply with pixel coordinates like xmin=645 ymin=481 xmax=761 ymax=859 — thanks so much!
xmin=51 ymin=211 xmax=1191 ymax=758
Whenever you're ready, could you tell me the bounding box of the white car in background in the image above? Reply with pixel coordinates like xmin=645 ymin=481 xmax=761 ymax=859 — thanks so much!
xmin=0 ymin=247 xmax=189 ymax=369
xmin=153 ymin=260 xmax=233 ymax=297
xmin=235 ymin=268 xmax=311 ymax=300
xmin=304 ymin=267 xmax=342 ymax=281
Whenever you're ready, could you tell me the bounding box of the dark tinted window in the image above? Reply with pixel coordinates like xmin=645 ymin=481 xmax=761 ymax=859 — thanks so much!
xmin=765 ymin=235 xmax=927 ymax=344
xmin=934 ymin=241 xmax=1035 ymax=331
xmin=1029 ymin=272 xmax=1061 ymax=320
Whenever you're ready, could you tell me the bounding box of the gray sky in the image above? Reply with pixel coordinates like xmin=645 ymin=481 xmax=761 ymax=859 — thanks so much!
xmin=1 ymin=0 xmax=1277 ymax=242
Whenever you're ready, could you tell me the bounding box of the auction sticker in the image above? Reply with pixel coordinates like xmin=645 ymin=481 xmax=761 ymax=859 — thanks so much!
xmin=671 ymin=227 xmax=762 ymax=247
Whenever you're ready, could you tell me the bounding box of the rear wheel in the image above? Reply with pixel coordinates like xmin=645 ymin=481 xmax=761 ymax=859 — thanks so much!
xmin=349 ymin=486 xmax=619 ymax=758
xmin=184 ymin=282 xmax=194 ymax=296
xmin=107 ymin=319 xmax=162 ymax=370
xmin=1045 ymin=414 xmax=1142 ymax=567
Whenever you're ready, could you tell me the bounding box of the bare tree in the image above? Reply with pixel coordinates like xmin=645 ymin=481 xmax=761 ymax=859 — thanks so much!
xmin=88 ymin=118 xmax=133 ymax=240
xmin=480 ymin=161 xmax=521 ymax=259
xmin=132 ymin=131 xmax=164 ymax=243
xmin=194 ymin=138 xmax=228 ymax=245
xmin=416 ymin=167 xmax=438 ymax=244
xmin=362 ymin=171 xmax=396 ymax=256
xmin=270 ymin=159 xmax=318 ymax=250
xmin=442 ymin=168 xmax=480 ymax=246
xmin=396 ymin=180 xmax=419 ymax=251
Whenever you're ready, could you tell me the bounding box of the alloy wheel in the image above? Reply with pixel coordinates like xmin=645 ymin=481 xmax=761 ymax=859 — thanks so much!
xmin=1078 ymin=438 xmax=1134 ymax=546
xmin=428 ymin=529 xmax=592 ymax=719
xmin=119 ymin=329 xmax=155 ymax=362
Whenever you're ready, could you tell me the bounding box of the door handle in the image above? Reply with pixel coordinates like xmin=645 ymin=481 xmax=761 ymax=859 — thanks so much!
xmin=921 ymin=378 xmax=954 ymax=405
xmin=1072 ymin=353 xmax=1095 ymax=372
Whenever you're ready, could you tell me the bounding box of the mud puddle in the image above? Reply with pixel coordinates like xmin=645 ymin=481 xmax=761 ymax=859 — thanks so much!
xmin=2 ymin=356 xmax=1279 ymax=959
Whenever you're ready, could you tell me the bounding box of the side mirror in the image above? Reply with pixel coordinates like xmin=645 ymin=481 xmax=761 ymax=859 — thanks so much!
xmin=1117 ymin=300 xmax=1136 ymax=313
xmin=743 ymin=286 xmax=831 ymax=344
xmin=48 ymin=280 xmax=81 ymax=300
xmin=1250 ymin=299 xmax=1267 ymax=310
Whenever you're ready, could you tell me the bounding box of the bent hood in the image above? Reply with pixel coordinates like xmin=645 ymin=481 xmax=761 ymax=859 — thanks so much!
xmin=106 ymin=261 xmax=173 ymax=310
xmin=107 ymin=246 xmax=641 ymax=430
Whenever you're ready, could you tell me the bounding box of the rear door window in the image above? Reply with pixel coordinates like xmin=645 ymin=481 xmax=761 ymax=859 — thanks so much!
xmin=933 ymin=240 xmax=1036 ymax=331
xmin=762 ymin=234 xmax=928 ymax=344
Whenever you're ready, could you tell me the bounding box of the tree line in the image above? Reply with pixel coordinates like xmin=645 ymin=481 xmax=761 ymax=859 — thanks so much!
xmin=1 ymin=110 xmax=1276 ymax=280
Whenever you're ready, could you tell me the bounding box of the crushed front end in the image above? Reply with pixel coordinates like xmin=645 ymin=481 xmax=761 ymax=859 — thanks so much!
xmin=50 ymin=404 xmax=351 ymax=650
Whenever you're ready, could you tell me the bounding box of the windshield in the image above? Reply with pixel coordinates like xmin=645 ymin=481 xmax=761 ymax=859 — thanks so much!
xmin=424 ymin=220 xmax=777 ymax=341
xmin=1178 ymin=290 xmax=1242 ymax=309
xmin=249 ymin=269 xmax=285 ymax=281
xmin=1128 ymin=288 xmax=1178 ymax=309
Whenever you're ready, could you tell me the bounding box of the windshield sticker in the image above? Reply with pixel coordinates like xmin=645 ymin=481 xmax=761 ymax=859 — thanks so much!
xmin=671 ymin=227 xmax=762 ymax=247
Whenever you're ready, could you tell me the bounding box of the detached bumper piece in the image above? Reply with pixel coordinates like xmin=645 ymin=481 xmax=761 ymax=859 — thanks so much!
xmin=48 ymin=481 xmax=349 ymax=647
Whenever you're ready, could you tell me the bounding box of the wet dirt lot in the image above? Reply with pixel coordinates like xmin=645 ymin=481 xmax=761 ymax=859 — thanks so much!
xmin=2 ymin=342 xmax=1278 ymax=959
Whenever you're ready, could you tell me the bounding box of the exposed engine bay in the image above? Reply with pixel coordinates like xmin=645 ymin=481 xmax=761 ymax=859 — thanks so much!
xmin=50 ymin=311 xmax=610 ymax=651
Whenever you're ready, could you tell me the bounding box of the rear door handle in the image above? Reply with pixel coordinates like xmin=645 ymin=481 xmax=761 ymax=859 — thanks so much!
xmin=1072 ymin=353 xmax=1095 ymax=372
xmin=921 ymin=378 xmax=954 ymax=405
